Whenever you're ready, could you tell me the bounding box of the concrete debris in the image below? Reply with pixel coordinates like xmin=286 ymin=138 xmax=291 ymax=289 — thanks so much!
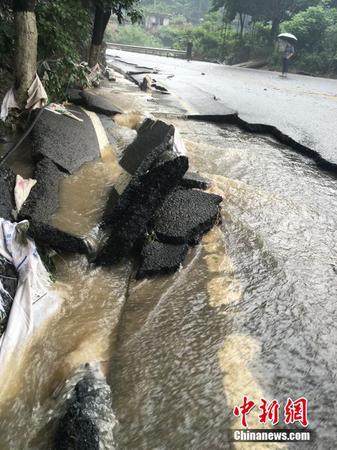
xmin=31 ymin=108 xmax=100 ymax=174
xmin=19 ymin=157 xmax=64 ymax=223
xmin=0 ymin=166 xmax=16 ymax=221
xmin=137 ymin=241 xmax=188 ymax=279
xmin=153 ymin=189 xmax=222 ymax=245
xmin=180 ymin=172 xmax=211 ymax=190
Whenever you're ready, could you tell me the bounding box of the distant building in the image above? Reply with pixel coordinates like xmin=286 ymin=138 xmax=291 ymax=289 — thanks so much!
xmin=144 ymin=13 xmax=170 ymax=31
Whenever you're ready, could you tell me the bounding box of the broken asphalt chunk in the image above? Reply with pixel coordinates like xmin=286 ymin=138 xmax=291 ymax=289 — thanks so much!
xmin=96 ymin=122 xmax=188 ymax=266
xmin=137 ymin=241 xmax=188 ymax=279
xmin=97 ymin=153 xmax=188 ymax=265
xmin=153 ymin=189 xmax=222 ymax=245
xmin=0 ymin=166 xmax=16 ymax=221
xmin=79 ymin=91 xmax=122 ymax=116
xmin=119 ymin=118 xmax=175 ymax=174
xmin=180 ymin=172 xmax=211 ymax=190
xmin=28 ymin=222 xmax=90 ymax=255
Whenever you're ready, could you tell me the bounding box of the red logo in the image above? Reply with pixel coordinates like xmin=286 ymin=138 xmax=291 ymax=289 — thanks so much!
xmin=233 ymin=397 xmax=308 ymax=428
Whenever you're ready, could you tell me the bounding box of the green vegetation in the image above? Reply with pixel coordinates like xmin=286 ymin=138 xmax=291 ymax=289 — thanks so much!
xmin=0 ymin=0 xmax=140 ymax=108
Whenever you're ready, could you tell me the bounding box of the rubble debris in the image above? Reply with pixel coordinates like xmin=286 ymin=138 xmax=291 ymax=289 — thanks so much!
xmin=67 ymin=89 xmax=83 ymax=105
xmin=0 ymin=257 xmax=17 ymax=301
xmin=19 ymin=157 xmax=64 ymax=223
xmin=119 ymin=118 xmax=175 ymax=174
xmin=28 ymin=222 xmax=90 ymax=255
xmin=0 ymin=166 xmax=16 ymax=221
xmin=153 ymin=189 xmax=222 ymax=245
xmin=180 ymin=172 xmax=211 ymax=190
xmin=140 ymin=75 xmax=152 ymax=92
xmin=54 ymin=378 xmax=100 ymax=450
xmin=105 ymin=68 xmax=116 ymax=82
xmin=97 ymin=152 xmax=188 ymax=265
xmin=96 ymin=120 xmax=188 ymax=266
xmin=54 ymin=365 xmax=117 ymax=450
xmin=31 ymin=108 xmax=100 ymax=174
xmin=78 ymin=91 xmax=122 ymax=116
xmin=0 ymin=256 xmax=18 ymax=335
xmin=137 ymin=241 xmax=188 ymax=279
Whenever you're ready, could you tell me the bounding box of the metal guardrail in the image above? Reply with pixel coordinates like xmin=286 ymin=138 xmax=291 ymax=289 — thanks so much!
xmin=107 ymin=42 xmax=187 ymax=59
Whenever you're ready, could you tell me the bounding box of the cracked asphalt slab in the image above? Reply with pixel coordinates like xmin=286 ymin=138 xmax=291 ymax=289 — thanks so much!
xmin=107 ymin=49 xmax=337 ymax=168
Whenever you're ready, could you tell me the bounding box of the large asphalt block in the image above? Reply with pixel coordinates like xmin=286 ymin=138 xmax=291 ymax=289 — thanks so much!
xmin=137 ymin=241 xmax=188 ymax=279
xmin=0 ymin=166 xmax=16 ymax=221
xmin=119 ymin=118 xmax=175 ymax=175
xmin=28 ymin=222 xmax=89 ymax=255
xmin=79 ymin=91 xmax=122 ymax=116
xmin=31 ymin=108 xmax=100 ymax=174
xmin=19 ymin=157 xmax=64 ymax=223
xmin=153 ymin=189 xmax=222 ymax=245
xmin=69 ymin=90 xmax=122 ymax=116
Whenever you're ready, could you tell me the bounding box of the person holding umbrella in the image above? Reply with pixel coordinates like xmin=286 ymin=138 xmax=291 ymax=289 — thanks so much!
xmin=278 ymin=33 xmax=297 ymax=78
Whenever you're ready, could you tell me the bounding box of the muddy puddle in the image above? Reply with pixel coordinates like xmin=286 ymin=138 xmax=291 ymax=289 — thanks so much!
xmin=1 ymin=119 xmax=337 ymax=449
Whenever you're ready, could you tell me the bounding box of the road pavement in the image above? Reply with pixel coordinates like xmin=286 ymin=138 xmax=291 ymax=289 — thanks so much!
xmin=107 ymin=49 xmax=337 ymax=168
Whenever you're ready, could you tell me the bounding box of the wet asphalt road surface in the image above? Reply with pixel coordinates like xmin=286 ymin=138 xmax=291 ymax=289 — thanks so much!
xmin=107 ymin=49 xmax=337 ymax=168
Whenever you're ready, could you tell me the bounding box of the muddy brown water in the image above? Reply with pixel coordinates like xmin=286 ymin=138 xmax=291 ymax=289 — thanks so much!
xmin=0 ymin=120 xmax=337 ymax=449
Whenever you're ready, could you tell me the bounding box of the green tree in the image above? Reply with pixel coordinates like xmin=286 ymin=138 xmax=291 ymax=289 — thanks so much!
xmin=88 ymin=0 xmax=141 ymax=67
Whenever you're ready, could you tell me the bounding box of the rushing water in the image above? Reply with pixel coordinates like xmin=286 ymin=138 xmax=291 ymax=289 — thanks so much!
xmin=1 ymin=119 xmax=337 ymax=449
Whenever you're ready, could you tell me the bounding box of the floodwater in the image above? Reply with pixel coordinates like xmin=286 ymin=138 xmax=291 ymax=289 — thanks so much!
xmin=1 ymin=119 xmax=337 ymax=449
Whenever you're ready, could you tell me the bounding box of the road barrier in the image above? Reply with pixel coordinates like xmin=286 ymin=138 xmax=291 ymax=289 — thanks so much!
xmin=107 ymin=42 xmax=187 ymax=59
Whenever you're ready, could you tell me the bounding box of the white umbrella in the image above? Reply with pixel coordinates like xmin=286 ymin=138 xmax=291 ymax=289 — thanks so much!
xmin=278 ymin=33 xmax=298 ymax=42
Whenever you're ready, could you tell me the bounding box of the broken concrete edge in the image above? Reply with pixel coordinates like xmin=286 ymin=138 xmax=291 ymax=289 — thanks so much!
xmin=187 ymin=114 xmax=337 ymax=175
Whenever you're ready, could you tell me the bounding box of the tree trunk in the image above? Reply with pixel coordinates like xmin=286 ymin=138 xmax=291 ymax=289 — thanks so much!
xmin=271 ymin=0 xmax=281 ymax=41
xmin=88 ymin=6 xmax=111 ymax=68
xmin=13 ymin=0 xmax=37 ymax=108
xmin=239 ymin=13 xmax=245 ymax=40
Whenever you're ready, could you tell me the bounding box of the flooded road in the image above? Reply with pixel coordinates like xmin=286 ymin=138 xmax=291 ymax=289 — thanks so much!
xmin=1 ymin=118 xmax=337 ymax=449
xmin=110 ymin=121 xmax=337 ymax=449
